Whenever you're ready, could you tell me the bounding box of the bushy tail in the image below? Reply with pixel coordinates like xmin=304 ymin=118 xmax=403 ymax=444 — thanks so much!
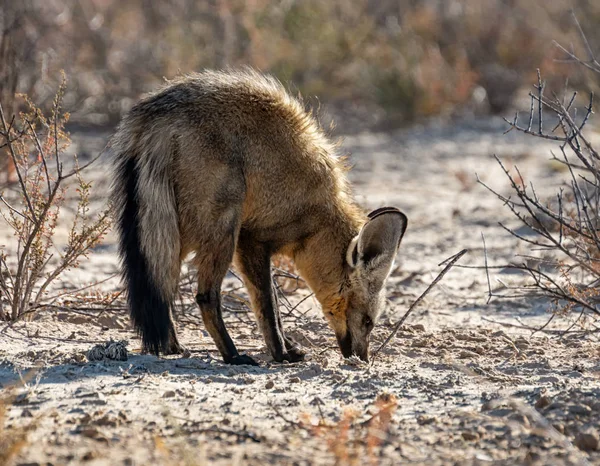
xmin=111 ymin=127 xmax=180 ymax=355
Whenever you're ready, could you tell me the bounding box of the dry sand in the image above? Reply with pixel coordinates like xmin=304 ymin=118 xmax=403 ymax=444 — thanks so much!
xmin=1 ymin=117 xmax=599 ymax=465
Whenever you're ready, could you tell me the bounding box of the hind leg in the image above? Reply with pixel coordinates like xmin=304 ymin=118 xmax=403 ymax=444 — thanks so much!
xmin=164 ymin=320 xmax=188 ymax=355
xmin=194 ymin=213 xmax=258 ymax=366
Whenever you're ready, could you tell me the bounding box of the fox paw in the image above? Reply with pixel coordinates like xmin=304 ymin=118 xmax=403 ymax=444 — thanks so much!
xmin=165 ymin=342 xmax=189 ymax=357
xmin=285 ymin=346 xmax=306 ymax=362
xmin=273 ymin=346 xmax=306 ymax=363
xmin=227 ymin=354 xmax=259 ymax=366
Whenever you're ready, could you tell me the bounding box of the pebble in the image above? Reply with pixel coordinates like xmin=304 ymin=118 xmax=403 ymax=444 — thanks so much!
xmin=552 ymin=423 xmax=565 ymax=434
xmin=265 ymin=380 xmax=275 ymax=389
xmin=508 ymin=413 xmax=530 ymax=428
xmin=462 ymin=431 xmax=479 ymax=441
xmin=458 ymin=350 xmax=479 ymax=359
xmin=417 ymin=415 xmax=437 ymax=425
xmin=568 ymin=404 xmax=592 ymax=416
xmin=535 ymin=396 xmax=551 ymax=410
xmin=575 ymin=431 xmax=599 ymax=452
xmin=162 ymin=390 xmax=176 ymax=398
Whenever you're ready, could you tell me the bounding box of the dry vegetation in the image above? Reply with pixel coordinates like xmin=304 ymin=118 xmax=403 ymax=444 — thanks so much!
xmin=2 ymin=0 xmax=600 ymax=129
xmin=0 ymin=77 xmax=111 ymax=321
xmin=479 ymin=22 xmax=600 ymax=335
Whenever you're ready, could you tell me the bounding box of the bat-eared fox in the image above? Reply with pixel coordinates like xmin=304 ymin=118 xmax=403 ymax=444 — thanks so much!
xmin=111 ymin=68 xmax=407 ymax=365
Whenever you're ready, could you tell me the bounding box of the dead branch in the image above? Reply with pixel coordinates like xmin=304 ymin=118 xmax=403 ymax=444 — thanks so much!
xmin=370 ymin=248 xmax=468 ymax=364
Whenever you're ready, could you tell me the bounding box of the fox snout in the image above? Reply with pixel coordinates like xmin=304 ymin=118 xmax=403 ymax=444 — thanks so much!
xmin=336 ymin=332 xmax=369 ymax=362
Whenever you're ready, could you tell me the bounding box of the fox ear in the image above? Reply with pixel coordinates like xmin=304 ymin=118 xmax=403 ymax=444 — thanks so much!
xmin=346 ymin=236 xmax=359 ymax=268
xmin=353 ymin=207 xmax=407 ymax=281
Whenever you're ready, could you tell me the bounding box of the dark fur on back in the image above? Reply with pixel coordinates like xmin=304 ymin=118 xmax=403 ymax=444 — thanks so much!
xmin=116 ymin=158 xmax=171 ymax=355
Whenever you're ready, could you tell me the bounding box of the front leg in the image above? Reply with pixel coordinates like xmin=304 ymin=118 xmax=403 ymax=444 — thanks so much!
xmin=235 ymin=236 xmax=305 ymax=363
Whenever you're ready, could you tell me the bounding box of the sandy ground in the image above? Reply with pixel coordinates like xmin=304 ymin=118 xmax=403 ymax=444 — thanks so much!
xmin=1 ymin=117 xmax=600 ymax=465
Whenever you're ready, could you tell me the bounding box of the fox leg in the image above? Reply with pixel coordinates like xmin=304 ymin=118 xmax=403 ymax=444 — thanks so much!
xmin=235 ymin=236 xmax=305 ymax=363
xmin=276 ymin=311 xmax=307 ymax=360
xmin=165 ymin=322 xmax=187 ymax=355
xmin=194 ymin=215 xmax=258 ymax=366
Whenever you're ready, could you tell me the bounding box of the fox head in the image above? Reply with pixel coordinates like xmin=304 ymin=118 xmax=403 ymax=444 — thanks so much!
xmin=323 ymin=207 xmax=407 ymax=362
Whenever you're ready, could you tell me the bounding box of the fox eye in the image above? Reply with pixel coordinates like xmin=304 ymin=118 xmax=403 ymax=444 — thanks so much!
xmin=364 ymin=316 xmax=373 ymax=328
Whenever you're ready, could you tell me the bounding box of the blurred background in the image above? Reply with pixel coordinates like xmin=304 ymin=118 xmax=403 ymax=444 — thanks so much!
xmin=1 ymin=0 xmax=600 ymax=133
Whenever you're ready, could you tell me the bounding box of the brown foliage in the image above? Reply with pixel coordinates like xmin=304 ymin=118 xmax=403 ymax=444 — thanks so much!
xmin=301 ymin=393 xmax=398 ymax=465
xmin=3 ymin=0 xmax=600 ymax=129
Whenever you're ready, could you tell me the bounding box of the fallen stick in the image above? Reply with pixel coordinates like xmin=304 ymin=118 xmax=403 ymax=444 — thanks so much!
xmin=370 ymin=248 xmax=468 ymax=365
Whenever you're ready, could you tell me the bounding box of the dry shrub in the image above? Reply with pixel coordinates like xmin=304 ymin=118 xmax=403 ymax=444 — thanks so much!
xmin=483 ymin=20 xmax=600 ymax=332
xmin=0 ymin=74 xmax=111 ymax=321
xmin=301 ymin=393 xmax=397 ymax=466
xmin=4 ymin=0 xmax=598 ymax=128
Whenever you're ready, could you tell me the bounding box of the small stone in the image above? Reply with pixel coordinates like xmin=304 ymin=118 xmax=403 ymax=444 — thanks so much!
xmin=93 ymin=414 xmax=118 ymax=427
xmin=552 ymin=423 xmax=565 ymax=434
xmin=289 ymin=377 xmax=301 ymax=383
xmin=458 ymin=350 xmax=479 ymax=359
xmin=514 ymin=337 xmax=529 ymax=349
xmin=82 ymin=450 xmax=97 ymax=461
xmin=265 ymin=380 xmax=275 ymax=389
xmin=412 ymin=324 xmax=425 ymax=332
xmin=411 ymin=339 xmax=428 ymax=348
xmin=417 ymin=415 xmax=436 ymax=425
xmin=575 ymin=431 xmax=599 ymax=452
xmin=537 ymin=376 xmax=560 ymax=384
xmin=569 ymin=404 xmax=592 ymax=416
xmin=462 ymin=431 xmax=479 ymax=441
xmin=508 ymin=413 xmax=530 ymax=428
xmin=79 ymin=426 xmax=107 ymax=441
xmin=162 ymin=390 xmax=176 ymax=398
xmin=535 ymin=396 xmax=551 ymax=410
xmin=525 ymin=452 xmax=540 ymax=465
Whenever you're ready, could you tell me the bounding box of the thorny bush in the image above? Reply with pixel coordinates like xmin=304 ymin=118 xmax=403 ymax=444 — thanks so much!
xmin=0 ymin=74 xmax=111 ymax=321
xmin=483 ymin=19 xmax=600 ymax=333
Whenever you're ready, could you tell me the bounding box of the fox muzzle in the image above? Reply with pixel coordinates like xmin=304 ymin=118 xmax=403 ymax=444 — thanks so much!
xmin=336 ymin=332 xmax=369 ymax=362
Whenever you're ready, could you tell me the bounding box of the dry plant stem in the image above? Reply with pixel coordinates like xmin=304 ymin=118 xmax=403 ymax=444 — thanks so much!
xmin=482 ymin=233 xmax=493 ymax=304
xmin=370 ymin=248 xmax=468 ymax=364
xmin=0 ymin=83 xmax=111 ymax=321
xmin=485 ymin=22 xmax=600 ymax=334
xmin=0 ymin=103 xmax=62 ymax=319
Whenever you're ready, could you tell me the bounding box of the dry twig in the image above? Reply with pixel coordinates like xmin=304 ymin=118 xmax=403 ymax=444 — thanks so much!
xmin=370 ymin=249 xmax=468 ymax=364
